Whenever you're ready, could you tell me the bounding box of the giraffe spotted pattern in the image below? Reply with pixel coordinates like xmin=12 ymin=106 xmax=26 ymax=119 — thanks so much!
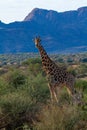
xmin=34 ymin=36 xmax=82 ymax=104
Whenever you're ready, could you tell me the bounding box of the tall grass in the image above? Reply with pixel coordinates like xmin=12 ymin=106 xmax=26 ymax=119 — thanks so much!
xmin=35 ymin=103 xmax=87 ymax=130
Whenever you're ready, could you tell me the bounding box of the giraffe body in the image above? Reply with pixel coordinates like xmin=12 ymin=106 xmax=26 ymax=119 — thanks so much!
xmin=34 ymin=37 xmax=82 ymax=104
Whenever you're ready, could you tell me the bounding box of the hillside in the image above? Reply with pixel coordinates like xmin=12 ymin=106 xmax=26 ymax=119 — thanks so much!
xmin=0 ymin=6 xmax=87 ymax=53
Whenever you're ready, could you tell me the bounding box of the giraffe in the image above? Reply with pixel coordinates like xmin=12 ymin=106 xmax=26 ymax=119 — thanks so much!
xmin=34 ymin=36 xmax=82 ymax=104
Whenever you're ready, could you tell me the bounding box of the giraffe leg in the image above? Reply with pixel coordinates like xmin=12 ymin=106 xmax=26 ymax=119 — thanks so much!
xmin=48 ymin=83 xmax=58 ymax=103
xmin=48 ymin=83 xmax=54 ymax=102
xmin=52 ymin=86 xmax=59 ymax=103
xmin=66 ymin=87 xmax=72 ymax=95
xmin=55 ymin=86 xmax=63 ymax=103
xmin=66 ymin=84 xmax=77 ymax=105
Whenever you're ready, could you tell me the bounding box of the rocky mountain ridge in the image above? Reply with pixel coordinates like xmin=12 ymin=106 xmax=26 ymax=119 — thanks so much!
xmin=0 ymin=6 xmax=87 ymax=53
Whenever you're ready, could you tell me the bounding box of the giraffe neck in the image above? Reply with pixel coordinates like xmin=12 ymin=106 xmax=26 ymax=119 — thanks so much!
xmin=36 ymin=44 xmax=54 ymax=73
xmin=37 ymin=44 xmax=51 ymax=61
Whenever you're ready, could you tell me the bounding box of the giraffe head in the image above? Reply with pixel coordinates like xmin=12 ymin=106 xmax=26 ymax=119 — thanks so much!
xmin=34 ymin=36 xmax=41 ymax=47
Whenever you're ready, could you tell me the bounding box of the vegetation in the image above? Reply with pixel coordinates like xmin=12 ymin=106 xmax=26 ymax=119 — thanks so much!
xmin=0 ymin=53 xmax=87 ymax=130
xmin=0 ymin=52 xmax=87 ymax=66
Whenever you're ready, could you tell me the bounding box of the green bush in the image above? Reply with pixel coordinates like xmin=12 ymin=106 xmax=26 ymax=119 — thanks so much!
xmin=4 ymin=69 xmax=26 ymax=89
xmin=75 ymin=80 xmax=87 ymax=92
xmin=0 ymin=70 xmax=49 ymax=129
xmin=22 ymin=58 xmax=41 ymax=65
xmin=0 ymin=90 xmax=40 ymax=129
xmin=0 ymin=77 xmax=8 ymax=95
xmin=23 ymin=73 xmax=49 ymax=103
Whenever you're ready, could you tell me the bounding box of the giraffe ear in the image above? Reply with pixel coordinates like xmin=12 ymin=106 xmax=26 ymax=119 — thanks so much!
xmin=34 ymin=36 xmax=38 ymax=45
xmin=37 ymin=36 xmax=41 ymax=42
xmin=34 ymin=36 xmax=41 ymax=45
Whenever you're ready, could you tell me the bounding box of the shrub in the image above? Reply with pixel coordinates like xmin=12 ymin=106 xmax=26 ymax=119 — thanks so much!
xmin=24 ymin=73 xmax=49 ymax=103
xmin=0 ymin=71 xmax=49 ymax=129
xmin=22 ymin=58 xmax=41 ymax=65
xmin=4 ymin=69 xmax=26 ymax=89
xmin=0 ymin=89 xmax=40 ymax=129
xmin=75 ymin=80 xmax=87 ymax=92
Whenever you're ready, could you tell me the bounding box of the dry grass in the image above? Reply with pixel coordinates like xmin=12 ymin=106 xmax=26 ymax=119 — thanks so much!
xmin=35 ymin=103 xmax=87 ymax=130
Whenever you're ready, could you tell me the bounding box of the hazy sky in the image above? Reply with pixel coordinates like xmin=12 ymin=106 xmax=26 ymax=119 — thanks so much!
xmin=0 ymin=0 xmax=87 ymax=23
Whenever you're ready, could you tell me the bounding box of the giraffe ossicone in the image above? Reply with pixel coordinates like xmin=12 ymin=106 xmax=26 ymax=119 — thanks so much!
xmin=34 ymin=36 xmax=83 ymax=104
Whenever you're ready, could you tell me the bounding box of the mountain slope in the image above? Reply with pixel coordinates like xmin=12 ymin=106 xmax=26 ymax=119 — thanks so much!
xmin=0 ymin=7 xmax=87 ymax=53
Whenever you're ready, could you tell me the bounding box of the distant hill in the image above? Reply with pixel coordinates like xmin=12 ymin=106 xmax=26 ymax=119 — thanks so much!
xmin=0 ymin=6 xmax=87 ymax=53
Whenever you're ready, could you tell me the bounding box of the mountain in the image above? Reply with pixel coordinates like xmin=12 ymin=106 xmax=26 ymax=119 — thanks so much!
xmin=0 ymin=7 xmax=87 ymax=53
